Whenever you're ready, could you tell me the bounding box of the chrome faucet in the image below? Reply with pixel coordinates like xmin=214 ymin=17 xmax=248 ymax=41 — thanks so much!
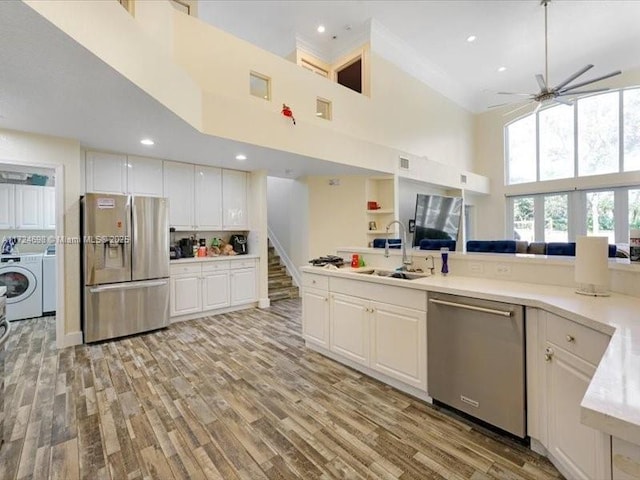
xmin=384 ymin=220 xmax=413 ymax=270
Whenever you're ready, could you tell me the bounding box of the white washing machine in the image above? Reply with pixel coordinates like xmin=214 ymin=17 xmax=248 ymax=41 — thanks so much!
xmin=0 ymin=254 xmax=43 ymax=321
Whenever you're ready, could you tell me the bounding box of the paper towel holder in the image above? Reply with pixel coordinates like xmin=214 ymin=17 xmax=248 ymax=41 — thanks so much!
xmin=574 ymin=236 xmax=611 ymax=297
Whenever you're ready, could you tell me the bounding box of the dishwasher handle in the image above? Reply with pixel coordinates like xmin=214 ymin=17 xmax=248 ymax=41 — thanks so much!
xmin=429 ymin=298 xmax=513 ymax=317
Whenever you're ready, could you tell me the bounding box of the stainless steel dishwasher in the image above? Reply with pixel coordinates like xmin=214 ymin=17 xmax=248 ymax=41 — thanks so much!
xmin=428 ymin=292 xmax=526 ymax=438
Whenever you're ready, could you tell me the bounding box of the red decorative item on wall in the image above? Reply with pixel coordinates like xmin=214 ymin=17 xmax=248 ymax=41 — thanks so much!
xmin=281 ymin=103 xmax=296 ymax=125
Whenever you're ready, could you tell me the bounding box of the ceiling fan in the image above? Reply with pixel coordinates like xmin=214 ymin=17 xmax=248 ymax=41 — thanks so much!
xmin=491 ymin=0 xmax=622 ymax=115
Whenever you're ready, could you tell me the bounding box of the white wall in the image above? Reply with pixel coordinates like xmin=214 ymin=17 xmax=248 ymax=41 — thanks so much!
xmin=473 ymin=68 xmax=640 ymax=240
xmin=0 ymin=128 xmax=82 ymax=342
xmin=266 ymin=176 xmax=309 ymax=276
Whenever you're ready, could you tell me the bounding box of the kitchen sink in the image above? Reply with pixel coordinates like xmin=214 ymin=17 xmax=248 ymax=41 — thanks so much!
xmin=354 ymin=269 xmax=429 ymax=280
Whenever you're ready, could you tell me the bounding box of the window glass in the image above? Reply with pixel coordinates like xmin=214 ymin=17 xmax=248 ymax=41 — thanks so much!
xmin=544 ymin=194 xmax=568 ymax=242
xmin=578 ymin=92 xmax=619 ymax=176
xmin=624 ymin=89 xmax=640 ymax=172
xmin=513 ymin=197 xmax=535 ymax=242
xmin=249 ymin=72 xmax=270 ymax=100
xmin=316 ymin=98 xmax=332 ymax=120
xmin=630 ymin=189 xmax=640 ymax=230
xmin=586 ymin=191 xmax=615 ymax=242
xmin=507 ymin=116 xmax=536 ymax=184
xmin=539 ymin=105 xmax=574 ymax=180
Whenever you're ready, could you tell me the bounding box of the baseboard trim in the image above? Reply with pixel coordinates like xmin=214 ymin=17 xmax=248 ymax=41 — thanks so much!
xmin=258 ymin=297 xmax=270 ymax=308
xmin=63 ymin=331 xmax=83 ymax=347
xmin=170 ymin=302 xmax=258 ymax=323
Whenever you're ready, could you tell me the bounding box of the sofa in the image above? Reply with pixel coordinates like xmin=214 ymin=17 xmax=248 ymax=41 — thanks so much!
xmin=418 ymin=239 xmax=457 ymax=251
xmin=466 ymin=240 xmax=618 ymax=257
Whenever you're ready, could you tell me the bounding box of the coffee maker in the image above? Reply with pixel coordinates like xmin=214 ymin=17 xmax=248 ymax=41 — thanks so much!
xmin=178 ymin=238 xmax=195 ymax=257
xmin=230 ymin=234 xmax=247 ymax=255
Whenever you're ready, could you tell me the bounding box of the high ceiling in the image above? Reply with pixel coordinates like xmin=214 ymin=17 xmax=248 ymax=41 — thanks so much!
xmin=199 ymin=0 xmax=640 ymax=112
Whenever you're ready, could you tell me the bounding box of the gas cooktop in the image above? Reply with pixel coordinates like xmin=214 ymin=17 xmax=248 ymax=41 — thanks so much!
xmin=308 ymin=255 xmax=345 ymax=267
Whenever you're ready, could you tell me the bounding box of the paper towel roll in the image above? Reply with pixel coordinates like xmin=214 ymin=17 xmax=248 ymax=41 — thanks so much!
xmin=575 ymin=236 xmax=610 ymax=295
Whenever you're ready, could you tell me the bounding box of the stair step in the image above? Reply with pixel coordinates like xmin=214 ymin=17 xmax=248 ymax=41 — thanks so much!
xmin=269 ymin=278 xmax=293 ymax=289
xmin=269 ymin=286 xmax=299 ymax=301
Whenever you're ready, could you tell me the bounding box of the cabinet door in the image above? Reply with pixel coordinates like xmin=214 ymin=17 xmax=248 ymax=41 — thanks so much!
xmin=85 ymin=151 xmax=127 ymax=194
xmin=330 ymin=293 xmax=370 ymax=366
xmin=127 ymin=156 xmax=164 ymax=197
xmin=230 ymin=267 xmax=256 ymax=305
xmin=163 ymin=161 xmax=195 ymax=230
xmin=222 ymin=169 xmax=248 ymax=230
xmin=170 ymin=274 xmax=201 ymax=317
xmin=302 ymin=287 xmax=330 ymax=348
xmin=370 ymin=301 xmax=426 ymax=390
xmin=195 ymin=165 xmax=222 ymax=230
xmin=15 ymin=185 xmax=43 ymax=229
xmin=42 ymin=186 xmax=56 ymax=230
xmin=202 ymin=271 xmax=229 ymax=311
xmin=0 ymin=184 xmax=15 ymax=229
xmin=546 ymin=343 xmax=611 ymax=480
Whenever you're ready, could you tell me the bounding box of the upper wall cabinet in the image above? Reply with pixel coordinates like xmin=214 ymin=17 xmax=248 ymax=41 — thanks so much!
xmin=85 ymin=151 xmax=163 ymax=197
xmin=222 ymin=169 xmax=248 ymax=230
xmin=163 ymin=161 xmax=195 ymax=230
xmin=195 ymin=165 xmax=222 ymax=230
xmin=0 ymin=184 xmax=55 ymax=230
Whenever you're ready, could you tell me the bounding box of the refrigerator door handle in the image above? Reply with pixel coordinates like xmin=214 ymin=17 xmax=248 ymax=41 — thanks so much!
xmin=89 ymin=279 xmax=168 ymax=293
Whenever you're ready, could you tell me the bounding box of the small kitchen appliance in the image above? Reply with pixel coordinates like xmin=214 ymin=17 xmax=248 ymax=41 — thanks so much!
xmin=230 ymin=234 xmax=247 ymax=255
xmin=178 ymin=238 xmax=194 ymax=258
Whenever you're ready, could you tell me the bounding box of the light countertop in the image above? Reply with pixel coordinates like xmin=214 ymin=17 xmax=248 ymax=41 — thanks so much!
xmin=301 ymin=265 xmax=640 ymax=445
xmin=170 ymin=254 xmax=259 ymax=264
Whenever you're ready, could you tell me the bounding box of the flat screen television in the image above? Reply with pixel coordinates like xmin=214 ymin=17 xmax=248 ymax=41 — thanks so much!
xmin=412 ymin=194 xmax=463 ymax=247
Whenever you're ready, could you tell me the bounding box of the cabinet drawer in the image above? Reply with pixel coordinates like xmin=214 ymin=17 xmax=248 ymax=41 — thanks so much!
xmin=170 ymin=263 xmax=201 ymax=276
xmin=303 ymin=273 xmax=329 ymax=291
xmin=546 ymin=312 xmax=610 ymax=365
xmin=202 ymin=261 xmax=230 ymax=272
xmin=230 ymin=258 xmax=256 ymax=270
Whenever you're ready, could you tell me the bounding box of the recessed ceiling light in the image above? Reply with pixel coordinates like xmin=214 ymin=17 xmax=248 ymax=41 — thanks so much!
xmin=235 ymin=154 xmax=247 ymax=161
xmin=466 ymin=35 xmax=477 ymax=43
xmin=498 ymin=66 xmax=507 ymax=72
xmin=317 ymin=25 xmax=326 ymax=33
xmin=140 ymin=138 xmax=154 ymax=146
xmin=316 ymin=112 xmax=323 ymax=116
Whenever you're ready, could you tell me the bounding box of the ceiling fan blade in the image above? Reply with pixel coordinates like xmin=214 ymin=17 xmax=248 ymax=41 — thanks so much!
xmin=496 ymin=92 xmax=534 ymax=96
xmin=553 ymin=97 xmax=574 ymax=106
xmin=552 ymin=64 xmax=594 ymax=91
xmin=559 ymin=88 xmax=610 ymax=96
xmin=536 ymin=74 xmax=548 ymax=91
xmin=559 ymin=70 xmax=623 ymax=93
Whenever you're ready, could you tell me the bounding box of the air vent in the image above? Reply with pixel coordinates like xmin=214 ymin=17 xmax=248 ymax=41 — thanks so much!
xmin=399 ymin=157 xmax=410 ymax=170
xmin=460 ymin=174 xmax=467 ymax=185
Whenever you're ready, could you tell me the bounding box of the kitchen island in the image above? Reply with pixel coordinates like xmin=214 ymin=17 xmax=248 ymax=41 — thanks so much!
xmin=301 ymin=263 xmax=640 ymax=480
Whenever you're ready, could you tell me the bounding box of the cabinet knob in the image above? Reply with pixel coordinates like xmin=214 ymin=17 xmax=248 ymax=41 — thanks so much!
xmin=566 ymin=334 xmax=575 ymax=343
xmin=544 ymin=347 xmax=554 ymax=362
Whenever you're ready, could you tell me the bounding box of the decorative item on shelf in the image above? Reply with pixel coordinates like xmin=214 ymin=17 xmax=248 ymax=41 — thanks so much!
xmin=281 ymin=103 xmax=296 ymax=125
xmin=574 ymin=236 xmax=610 ymax=296
xmin=351 ymin=254 xmax=359 ymax=268
xmin=368 ymin=221 xmax=377 ymax=231
xmin=367 ymin=201 xmax=380 ymax=210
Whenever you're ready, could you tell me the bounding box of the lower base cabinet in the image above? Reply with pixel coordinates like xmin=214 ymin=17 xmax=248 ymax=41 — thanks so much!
xmin=325 ymin=289 xmax=427 ymax=391
xmin=302 ymin=287 xmax=330 ymax=348
xmin=170 ymin=259 xmax=256 ymax=318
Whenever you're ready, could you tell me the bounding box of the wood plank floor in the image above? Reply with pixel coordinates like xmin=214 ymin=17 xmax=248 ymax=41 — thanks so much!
xmin=1 ymin=299 xmax=563 ymax=479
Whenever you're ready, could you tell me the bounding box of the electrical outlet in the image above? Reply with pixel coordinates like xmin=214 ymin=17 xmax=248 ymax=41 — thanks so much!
xmin=469 ymin=263 xmax=484 ymax=274
xmin=495 ymin=264 xmax=512 ymax=276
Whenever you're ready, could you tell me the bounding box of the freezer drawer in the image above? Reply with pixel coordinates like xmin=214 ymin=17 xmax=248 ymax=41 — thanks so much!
xmin=83 ymin=279 xmax=169 ymax=343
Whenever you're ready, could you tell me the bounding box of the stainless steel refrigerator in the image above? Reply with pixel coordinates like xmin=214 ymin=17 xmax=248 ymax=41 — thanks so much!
xmin=81 ymin=194 xmax=169 ymax=343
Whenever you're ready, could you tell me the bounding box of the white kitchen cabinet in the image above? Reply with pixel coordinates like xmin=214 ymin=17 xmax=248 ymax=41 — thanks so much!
xmin=0 ymin=184 xmax=15 ymax=229
xmin=163 ymin=161 xmax=195 ymax=230
xmin=302 ymin=288 xmax=330 ymax=348
xmin=195 ymin=165 xmax=222 ymax=230
xmin=170 ymin=273 xmax=201 ymax=317
xmin=330 ymin=293 xmax=370 ymax=366
xmin=370 ymin=300 xmax=426 ymax=390
xmin=15 ymin=185 xmax=43 ymax=229
xmin=127 ymin=155 xmax=163 ymax=197
xmin=202 ymin=263 xmax=230 ymax=311
xmin=612 ymin=437 xmax=640 ymax=480
xmin=85 ymin=151 xmax=127 ymax=194
xmin=542 ymin=311 xmax=611 ymax=480
xmin=230 ymin=267 xmax=256 ymax=306
xmin=42 ymin=186 xmax=56 ymax=230
xmin=222 ymin=169 xmax=248 ymax=230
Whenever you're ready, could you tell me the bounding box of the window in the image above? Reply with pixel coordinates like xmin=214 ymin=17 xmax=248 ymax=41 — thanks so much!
xmin=506 ymin=116 xmax=536 ymax=184
xmin=249 ymin=72 xmax=270 ymax=100
xmin=624 ymin=89 xmax=640 ymax=172
xmin=578 ymin=92 xmax=619 ymax=176
xmin=336 ymin=57 xmax=362 ymax=94
xmin=630 ymin=189 xmax=640 ymax=230
xmin=539 ymin=105 xmax=574 ymax=180
xmin=513 ymin=197 xmax=534 ymax=242
xmin=586 ymin=191 xmax=615 ymax=242
xmin=544 ymin=194 xmax=568 ymax=242
xmin=316 ymin=98 xmax=332 ymax=120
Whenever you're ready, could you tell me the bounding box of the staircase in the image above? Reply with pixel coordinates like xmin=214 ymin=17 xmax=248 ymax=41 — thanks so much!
xmin=268 ymin=240 xmax=299 ymax=302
